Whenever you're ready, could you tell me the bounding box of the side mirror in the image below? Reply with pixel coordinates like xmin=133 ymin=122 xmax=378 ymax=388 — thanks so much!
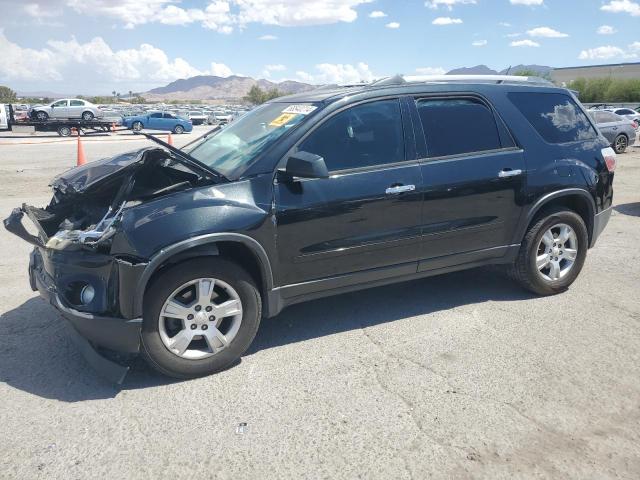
xmin=282 ymin=151 xmax=329 ymax=179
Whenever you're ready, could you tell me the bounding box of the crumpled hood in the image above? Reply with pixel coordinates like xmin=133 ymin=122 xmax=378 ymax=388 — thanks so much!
xmin=50 ymin=147 xmax=152 ymax=195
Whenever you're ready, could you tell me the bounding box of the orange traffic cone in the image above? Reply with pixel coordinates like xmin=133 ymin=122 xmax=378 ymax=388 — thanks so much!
xmin=111 ymin=122 xmax=116 ymax=133
xmin=167 ymin=132 xmax=173 ymax=146
xmin=76 ymin=130 xmax=87 ymax=166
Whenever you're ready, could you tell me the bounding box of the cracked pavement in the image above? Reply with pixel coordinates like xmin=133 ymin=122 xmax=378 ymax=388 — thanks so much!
xmin=1 ymin=128 xmax=639 ymax=479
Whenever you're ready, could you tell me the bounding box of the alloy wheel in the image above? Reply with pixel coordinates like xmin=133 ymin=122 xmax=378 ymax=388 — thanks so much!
xmin=536 ymin=223 xmax=579 ymax=281
xmin=158 ymin=278 xmax=243 ymax=360
xmin=615 ymin=135 xmax=627 ymax=153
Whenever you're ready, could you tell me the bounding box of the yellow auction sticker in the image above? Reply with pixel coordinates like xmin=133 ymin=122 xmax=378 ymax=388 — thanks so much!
xmin=269 ymin=113 xmax=298 ymax=127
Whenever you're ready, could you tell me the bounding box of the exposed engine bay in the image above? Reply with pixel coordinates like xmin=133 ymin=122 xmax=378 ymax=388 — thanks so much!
xmin=5 ymin=147 xmax=216 ymax=252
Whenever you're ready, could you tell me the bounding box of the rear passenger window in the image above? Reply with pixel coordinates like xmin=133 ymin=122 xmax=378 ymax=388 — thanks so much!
xmin=415 ymin=98 xmax=502 ymax=158
xmin=300 ymin=99 xmax=405 ymax=171
xmin=508 ymin=92 xmax=597 ymax=144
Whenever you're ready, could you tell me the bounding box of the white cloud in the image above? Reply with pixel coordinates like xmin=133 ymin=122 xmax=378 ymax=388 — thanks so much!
xmin=425 ymin=0 xmax=476 ymax=9
xmin=432 ymin=17 xmax=463 ymax=25
xmin=415 ymin=67 xmax=447 ymax=75
xmin=369 ymin=10 xmax=387 ymax=18
xmin=601 ymin=0 xmax=640 ymax=16
xmin=527 ymin=27 xmax=568 ymax=38
xmin=510 ymin=39 xmax=541 ymax=47
xmin=258 ymin=34 xmax=278 ymax=40
xmin=509 ymin=0 xmax=544 ymax=5
xmin=0 ymin=30 xmax=240 ymax=91
xmin=499 ymin=22 xmax=512 ymax=27
xmin=210 ymin=62 xmax=233 ymax=77
xmin=472 ymin=39 xmax=488 ymax=47
xmin=578 ymin=42 xmax=639 ymax=60
xmin=506 ymin=32 xmax=522 ymax=38
xmin=385 ymin=22 xmax=400 ymax=29
xmin=262 ymin=63 xmax=286 ymax=77
xmin=597 ymin=25 xmax=617 ymax=35
xmin=296 ymin=62 xmax=375 ymax=84
xmin=16 ymin=0 xmax=376 ymax=32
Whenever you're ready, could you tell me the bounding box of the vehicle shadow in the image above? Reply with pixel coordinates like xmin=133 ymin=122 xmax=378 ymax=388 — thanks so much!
xmin=614 ymin=202 xmax=640 ymax=217
xmin=0 ymin=267 xmax=533 ymax=402
xmin=248 ymin=267 xmax=533 ymax=355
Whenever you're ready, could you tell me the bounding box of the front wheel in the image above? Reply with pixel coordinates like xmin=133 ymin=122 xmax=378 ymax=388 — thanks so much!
xmin=132 ymin=121 xmax=143 ymax=132
xmin=81 ymin=111 xmax=94 ymax=121
xmin=613 ymin=134 xmax=628 ymax=154
xmin=173 ymin=124 xmax=185 ymax=134
xmin=509 ymin=208 xmax=588 ymax=296
xmin=141 ymin=258 xmax=261 ymax=379
xmin=34 ymin=111 xmax=49 ymax=121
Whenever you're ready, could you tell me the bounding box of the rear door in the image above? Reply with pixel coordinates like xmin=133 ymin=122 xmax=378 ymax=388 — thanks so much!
xmin=594 ymin=111 xmax=619 ymax=143
xmin=68 ymin=99 xmax=85 ymax=118
xmin=410 ymin=95 xmax=526 ymax=269
xmin=274 ymin=98 xmax=424 ymax=290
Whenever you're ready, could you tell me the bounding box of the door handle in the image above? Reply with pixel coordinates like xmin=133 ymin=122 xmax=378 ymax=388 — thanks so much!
xmin=385 ymin=184 xmax=415 ymax=195
xmin=498 ymin=169 xmax=522 ymax=178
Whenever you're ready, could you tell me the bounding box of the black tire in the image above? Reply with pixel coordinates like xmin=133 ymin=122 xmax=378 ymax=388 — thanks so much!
xmin=34 ymin=111 xmax=48 ymax=121
xmin=132 ymin=121 xmax=143 ymax=132
xmin=508 ymin=208 xmax=588 ymax=296
xmin=613 ymin=134 xmax=628 ymax=154
xmin=81 ymin=111 xmax=94 ymax=121
xmin=141 ymin=258 xmax=261 ymax=379
xmin=173 ymin=124 xmax=185 ymax=134
xmin=57 ymin=126 xmax=72 ymax=137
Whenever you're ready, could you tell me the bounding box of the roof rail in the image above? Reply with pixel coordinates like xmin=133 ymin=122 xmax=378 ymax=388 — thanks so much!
xmin=370 ymin=74 xmax=554 ymax=87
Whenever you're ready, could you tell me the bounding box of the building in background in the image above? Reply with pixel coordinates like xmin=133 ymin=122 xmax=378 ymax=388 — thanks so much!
xmin=552 ymin=62 xmax=640 ymax=85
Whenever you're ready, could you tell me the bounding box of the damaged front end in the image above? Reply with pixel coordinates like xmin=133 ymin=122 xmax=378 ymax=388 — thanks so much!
xmin=4 ymin=147 xmax=220 ymax=383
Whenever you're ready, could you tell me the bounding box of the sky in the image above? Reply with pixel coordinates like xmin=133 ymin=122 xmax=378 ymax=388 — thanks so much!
xmin=0 ymin=0 xmax=639 ymax=94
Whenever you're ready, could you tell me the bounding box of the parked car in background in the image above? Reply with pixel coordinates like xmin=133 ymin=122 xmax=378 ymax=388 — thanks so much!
xmin=122 ymin=111 xmax=192 ymax=133
xmin=589 ymin=110 xmax=636 ymax=153
xmin=186 ymin=111 xmax=208 ymax=125
xmin=606 ymin=108 xmax=640 ymax=129
xmin=29 ymin=99 xmax=103 ymax=121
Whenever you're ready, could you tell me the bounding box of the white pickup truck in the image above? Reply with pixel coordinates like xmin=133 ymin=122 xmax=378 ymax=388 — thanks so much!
xmin=0 ymin=104 xmax=11 ymax=130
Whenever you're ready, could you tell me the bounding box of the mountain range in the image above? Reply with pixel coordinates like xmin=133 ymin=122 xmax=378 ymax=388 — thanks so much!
xmin=17 ymin=65 xmax=554 ymax=101
xmin=142 ymin=64 xmax=553 ymax=102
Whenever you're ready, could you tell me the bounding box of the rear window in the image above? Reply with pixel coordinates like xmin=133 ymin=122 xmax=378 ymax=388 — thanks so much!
xmin=508 ymin=92 xmax=597 ymax=144
xmin=416 ymin=98 xmax=503 ymax=157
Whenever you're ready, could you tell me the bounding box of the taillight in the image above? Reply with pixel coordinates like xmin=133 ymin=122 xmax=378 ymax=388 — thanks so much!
xmin=601 ymin=147 xmax=616 ymax=172
xmin=633 ymin=120 xmax=639 ymax=129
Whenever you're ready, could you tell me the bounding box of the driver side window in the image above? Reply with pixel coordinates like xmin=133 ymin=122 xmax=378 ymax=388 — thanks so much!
xmin=299 ymin=99 xmax=405 ymax=172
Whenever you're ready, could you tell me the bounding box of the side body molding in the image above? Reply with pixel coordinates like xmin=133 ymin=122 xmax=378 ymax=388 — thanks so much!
xmin=132 ymin=233 xmax=274 ymax=318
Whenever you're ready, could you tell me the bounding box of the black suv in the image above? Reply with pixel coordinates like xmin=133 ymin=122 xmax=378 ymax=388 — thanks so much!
xmin=5 ymin=77 xmax=615 ymax=381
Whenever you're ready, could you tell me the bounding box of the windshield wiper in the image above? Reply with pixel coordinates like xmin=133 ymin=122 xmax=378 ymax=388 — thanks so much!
xmin=134 ymin=131 xmax=229 ymax=182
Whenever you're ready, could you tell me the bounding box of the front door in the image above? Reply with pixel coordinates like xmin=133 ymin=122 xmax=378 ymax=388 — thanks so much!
xmin=274 ymin=98 xmax=423 ymax=291
xmin=50 ymin=99 xmax=68 ymax=118
xmin=410 ymin=96 xmax=526 ymax=269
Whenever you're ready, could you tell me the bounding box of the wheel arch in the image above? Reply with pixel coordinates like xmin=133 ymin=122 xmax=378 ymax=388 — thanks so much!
xmin=134 ymin=233 xmax=274 ymax=318
xmin=517 ymin=189 xmax=596 ymax=247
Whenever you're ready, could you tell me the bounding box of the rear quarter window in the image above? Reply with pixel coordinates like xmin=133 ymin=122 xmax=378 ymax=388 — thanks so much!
xmin=508 ymin=92 xmax=597 ymax=144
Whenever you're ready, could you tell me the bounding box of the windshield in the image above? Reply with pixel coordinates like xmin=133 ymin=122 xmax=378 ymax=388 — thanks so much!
xmin=187 ymin=102 xmax=319 ymax=178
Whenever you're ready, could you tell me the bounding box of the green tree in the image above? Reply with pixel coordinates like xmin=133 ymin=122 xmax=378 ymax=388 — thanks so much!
xmin=566 ymin=77 xmax=640 ymax=103
xmin=243 ymin=85 xmax=284 ymax=105
xmin=0 ymin=85 xmax=17 ymax=103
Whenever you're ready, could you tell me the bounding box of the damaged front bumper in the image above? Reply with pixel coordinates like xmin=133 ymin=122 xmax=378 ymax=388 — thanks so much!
xmin=6 ymin=206 xmax=148 ymax=383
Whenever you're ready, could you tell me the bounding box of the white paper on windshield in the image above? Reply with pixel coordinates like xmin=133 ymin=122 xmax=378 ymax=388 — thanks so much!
xmin=282 ymin=105 xmax=317 ymax=115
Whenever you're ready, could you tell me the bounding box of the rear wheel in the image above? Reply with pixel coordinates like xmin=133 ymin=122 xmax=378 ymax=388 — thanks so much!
xmin=509 ymin=208 xmax=588 ymax=296
xmin=34 ymin=111 xmax=48 ymax=121
xmin=173 ymin=124 xmax=185 ymax=134
xmin=132 ymin=121 xmax=143 ymax=132
xmin=141 ymin=258 xmax=261 ymax=379
xmin=613 ymin=134 xmax=628 ymax=154
xmin=81 ymin=111 xmax=94 ymax=121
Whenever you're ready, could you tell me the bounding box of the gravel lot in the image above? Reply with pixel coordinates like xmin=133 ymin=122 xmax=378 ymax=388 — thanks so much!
xmin=1 ymin=127 xmax=639 ymax=479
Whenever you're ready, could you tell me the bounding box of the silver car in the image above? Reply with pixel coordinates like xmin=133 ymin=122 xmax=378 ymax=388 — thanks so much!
xmin=30 ymin=99 xmax=103 ymax=121
xmin=608 ymin=107 xmax=640 ymax=126
xmin=590 ymin=110 xmax=637 ymax=154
